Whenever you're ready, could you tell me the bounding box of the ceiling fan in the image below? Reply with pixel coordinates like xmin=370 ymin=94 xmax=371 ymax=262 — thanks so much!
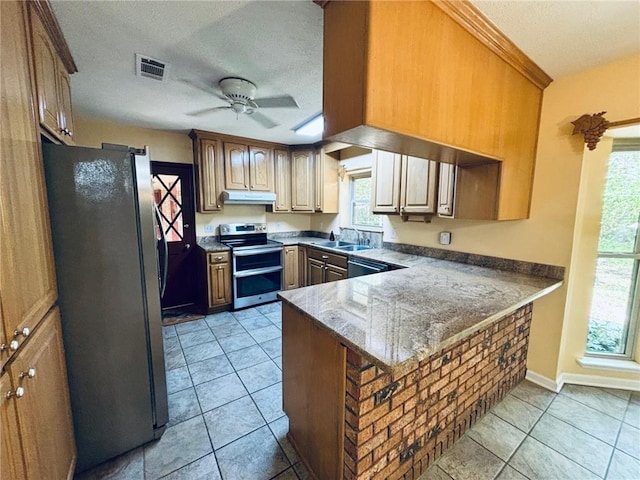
xmin=187 ymin=77 xmax=299 ymax=129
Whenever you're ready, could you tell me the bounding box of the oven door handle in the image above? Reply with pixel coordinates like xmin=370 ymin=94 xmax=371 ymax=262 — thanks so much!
xmin=234 ymin=265 xmax=283 ymax=278
xmin=233 ymin=247 xmax=283 ymax=257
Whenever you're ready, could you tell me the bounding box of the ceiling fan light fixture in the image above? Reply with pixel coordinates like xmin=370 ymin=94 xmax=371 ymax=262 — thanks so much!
xmin=294 ymin=114 xmax=324 ymax=136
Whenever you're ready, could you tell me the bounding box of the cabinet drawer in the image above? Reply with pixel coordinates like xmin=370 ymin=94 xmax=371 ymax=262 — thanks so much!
xmin=208 ymin=252 xmax=230 ymax=264
xmin=307 ymin=248 xmax=348 ymax=269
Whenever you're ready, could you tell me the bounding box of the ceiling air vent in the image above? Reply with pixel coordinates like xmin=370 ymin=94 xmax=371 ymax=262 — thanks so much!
xmin=135 ymin=54 xmax=168 ymax=82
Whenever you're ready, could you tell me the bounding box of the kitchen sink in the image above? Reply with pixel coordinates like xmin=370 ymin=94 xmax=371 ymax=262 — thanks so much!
xmin=313 ymin=240 xmax=355 ymax=248
xmin=335 ymin=244 xmax=372 ymax=251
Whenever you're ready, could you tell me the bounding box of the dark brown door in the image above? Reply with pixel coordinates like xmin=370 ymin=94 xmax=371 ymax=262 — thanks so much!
xmin=151 ymin=162 xmax=197 ymax=310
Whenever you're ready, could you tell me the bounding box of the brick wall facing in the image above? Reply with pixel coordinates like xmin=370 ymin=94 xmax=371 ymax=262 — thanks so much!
xmin=343 ymin=303 xmax=533 ymax=480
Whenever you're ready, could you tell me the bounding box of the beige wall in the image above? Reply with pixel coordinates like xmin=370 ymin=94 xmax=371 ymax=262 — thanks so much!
xmin=73 ymin=116 xmax=312 ymax=236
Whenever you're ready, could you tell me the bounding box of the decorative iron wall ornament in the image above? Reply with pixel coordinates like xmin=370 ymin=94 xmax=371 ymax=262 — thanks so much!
xmin=571 ymin=112 xmax=610 ymax=150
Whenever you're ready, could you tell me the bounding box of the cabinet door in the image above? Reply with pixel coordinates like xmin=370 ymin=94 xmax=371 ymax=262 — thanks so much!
xmin=57 ymin=60 xmax=75 ymax=145
xmin=284 ymin=246 xmax=299 ymax=290
xmin=326 ymin=265 xmax=347 ymax=283
xmin=30 ymin=8 xmax=62 ymax=140
xmin=8 ymin=308 xmax=76 ymax=480
xmin=291 ymin=150 xmax=314 ymax=212
xmin=196 ymin=139 xmax=223 ymax=212
xmin=1 ymin=0 xmax=58 ymax=368
xmin=249 ymin=146 xmax=273 ymax=191
xmin=209 ymin=263 xmax=231 ymax=307
xmin=437 ymin=163 xmax=456 ymax=217
xmin=1 ymin=371 xmax=26 ymax=480
xmin=224 ymin=142 xmax=249 ymax=190
xmin=273 ymin=150 xmax=291 ymax=211
xmin=314 ymin=150 xmax=323 ymax=211
xmin=307 ymin=258 xmax=325 ymax=286
xmin=298 ymin=246 xmax=308 ymax=288
xmin=400 ymin=156 xmax=437 ymax=214
xmin=371 ymin=150 xmax=402 ymax=214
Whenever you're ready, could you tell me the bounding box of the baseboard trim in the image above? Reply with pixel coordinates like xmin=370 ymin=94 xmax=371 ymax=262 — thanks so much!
xmin=525 ymin=369 xmax=640 ymax=393
xmin=525 ymin=370 xmax=562 ymax=392
xmin=560 ymin=372 xmax=640 ymax=392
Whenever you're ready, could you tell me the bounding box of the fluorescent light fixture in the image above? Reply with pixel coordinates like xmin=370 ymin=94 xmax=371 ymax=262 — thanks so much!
xmin=294 ymin=114 xmax=324 ymax=136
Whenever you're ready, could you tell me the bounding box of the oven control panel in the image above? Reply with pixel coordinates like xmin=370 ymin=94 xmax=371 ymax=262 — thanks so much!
xmin=219 ymin=223 xmax=267 ymax=235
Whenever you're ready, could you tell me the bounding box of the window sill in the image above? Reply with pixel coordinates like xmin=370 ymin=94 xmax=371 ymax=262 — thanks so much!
xmin=576 ymin=356 xmax=640 ymax=374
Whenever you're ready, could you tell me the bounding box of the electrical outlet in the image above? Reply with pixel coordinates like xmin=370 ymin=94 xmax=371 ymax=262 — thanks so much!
xmin=439 ymin=231 xmax=452 ymax=245
xmin=320 ymin=221 xmax=324 ymax=229
xmin=276 ymin=222 xmax=282 ymax=231
xmin=204 ymin=224 xmax=214 ymax=234
xmin=389 ymin=228 xmax=396 ymax=239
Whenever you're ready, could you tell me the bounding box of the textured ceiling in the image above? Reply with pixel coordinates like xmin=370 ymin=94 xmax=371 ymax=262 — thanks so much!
xmin=50 ymin=1 xmax=640 ymax=146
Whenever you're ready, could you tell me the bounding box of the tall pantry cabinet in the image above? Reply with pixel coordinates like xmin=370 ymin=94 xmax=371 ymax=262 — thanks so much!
xmin=1 ymin=1 xmax=77 ymax=478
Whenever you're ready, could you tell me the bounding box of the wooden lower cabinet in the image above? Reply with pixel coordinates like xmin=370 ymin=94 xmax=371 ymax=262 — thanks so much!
xmin=207 ymin=252 xmax=231 ymax=308
xmin=283 ymin=246 xmax=299 ymax=290
xmin=282 ymin=303 xmax=345 ymax=480
xmin=307 ymin=258 xmax=325 ymax=286
xmin=2 ymin=307 xmax=76 ymax=480
xmin=307 ymin=248 xmax=348 ymax=285
xmin=1 ymin=372 xmax=26 ymax=480
xmin=298 ymin=246 xmax=308 ymax=288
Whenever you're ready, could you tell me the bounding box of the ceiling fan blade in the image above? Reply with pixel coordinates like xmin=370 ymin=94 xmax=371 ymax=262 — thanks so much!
xmin=179 ymin=78 xmax=229 ymax=102
xmin=247 ymin=110 xmax=279 ymax=129
xmin=252 ymin=95 xmax=299 ymax=109
xmin=187 ymin=106 xmax=231 ymax=117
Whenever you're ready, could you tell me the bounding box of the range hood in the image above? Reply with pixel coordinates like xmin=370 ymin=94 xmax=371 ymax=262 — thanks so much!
xmin=221 ymin=190 xmax=276 ymax=205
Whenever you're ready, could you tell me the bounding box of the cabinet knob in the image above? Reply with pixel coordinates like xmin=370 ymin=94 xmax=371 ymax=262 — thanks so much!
xmin=14 ymin=327 xmax=30 ymax=339
xmin=324 ymin=266 xmax=328 ymax=270
xmin=217 ymin=266 xmax=223 ymax=270
xmin=19 ymin=368 xmax=36 ymax=379
xmin=6 ymin=386 xmax=24 ymax=399
xmin=321 ymin=255 xmax=329 ymax=259
xmin=185 ymin=243 xmax=191 ymax=250
xmin=217 ymin=204 xmax=221 ymax=208
xmin=0 ymin=340 xmax=19 ymax=352
xmin=215 ymin=256 xmax=223 ymax=261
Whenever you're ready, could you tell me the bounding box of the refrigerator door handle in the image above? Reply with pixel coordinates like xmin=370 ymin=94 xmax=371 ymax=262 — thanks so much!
xmin=154 ymin=204 xmax=169 ymax=298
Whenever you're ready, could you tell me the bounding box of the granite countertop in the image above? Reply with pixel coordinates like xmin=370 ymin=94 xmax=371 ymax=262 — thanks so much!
xmin=278 ymin=254 xmax=562 ymax=375
xmin=197 ymin=237 xmax=230 ymax=252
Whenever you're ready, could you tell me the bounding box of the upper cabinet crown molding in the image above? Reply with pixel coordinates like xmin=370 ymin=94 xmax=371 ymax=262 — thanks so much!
xmin=431 ymin=1 xmax=552 ymax=90
xmin=29 ymin=0 xmax=77 ymax=74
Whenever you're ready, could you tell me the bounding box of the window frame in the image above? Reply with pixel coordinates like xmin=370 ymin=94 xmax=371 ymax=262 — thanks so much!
xmin=586 ymin=139 xmax=640 ymax=359
xmin=349 ymin=170 xmax=383 ymax=230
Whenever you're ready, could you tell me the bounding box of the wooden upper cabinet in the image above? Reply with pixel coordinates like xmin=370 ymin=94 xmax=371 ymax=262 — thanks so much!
xmin=322 ymin=0 xmax=550 ymax=220
xmin=371 ymin=150 xmax=401 ymax=214
xmin=314 ymin=149 xmax=339 ymax=213
xmin=6 ymin=308 xmax=76 ymax=480
xmin=400 ymin=156 xmax=437 ymax=215
xmin=191 ymin=136 xmax=223 ymax=212
xmin=56 ymin=59 xmax=75 ymax=144
xmin=30 ymin=10 xmax=60 ymax=137
xmin=29 ymin=5 xmax=76 ymax=144
xmin=249 ymin=146 xmax=273 ymax=191
xmin=273 ymin=149 xmax=291 ymax=212
xmin=437 ymin=162 xmax=456 ymax=217
xmin=1 ymin=0 xmax=57 ymax=368
xmin=224 ymin=142 xmax=250 ymax=190
xmin=291 ymin=150 xmax=314 ymax=212
xmin=222 ymin=142 xmax=273 ymax=192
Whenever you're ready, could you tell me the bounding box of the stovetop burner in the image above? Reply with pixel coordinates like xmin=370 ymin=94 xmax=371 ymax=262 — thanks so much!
xmin=219 ymin=222 xmax=279 ymax=249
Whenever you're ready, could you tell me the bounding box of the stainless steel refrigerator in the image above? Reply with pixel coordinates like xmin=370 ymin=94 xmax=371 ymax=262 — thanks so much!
xmin=42 ymin=143 xmax=168 ymax=473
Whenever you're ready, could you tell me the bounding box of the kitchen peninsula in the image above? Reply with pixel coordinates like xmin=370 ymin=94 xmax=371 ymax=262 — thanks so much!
xmin=278 ymin=250 xmax=562 ymax=480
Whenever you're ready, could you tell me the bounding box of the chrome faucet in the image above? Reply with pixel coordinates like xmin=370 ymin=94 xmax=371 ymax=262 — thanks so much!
xmin=352 ymin=227 xmax=362 ymax=245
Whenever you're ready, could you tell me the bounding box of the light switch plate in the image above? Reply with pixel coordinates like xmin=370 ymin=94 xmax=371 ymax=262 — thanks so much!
xmin=439 ymin=231 xmax=452 ymax=245
xmin=204 ymin=224 xmax=215 ymax=234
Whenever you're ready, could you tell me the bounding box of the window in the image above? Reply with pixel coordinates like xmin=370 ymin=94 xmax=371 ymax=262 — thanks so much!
xmin=350 ymin=173 xmax=382 ymax=228
xmin=586 ymin=140 xmax=640 ymax=357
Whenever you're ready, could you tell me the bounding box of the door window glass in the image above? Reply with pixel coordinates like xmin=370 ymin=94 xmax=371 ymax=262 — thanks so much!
xmin=153 ymin=174 xmax=183 ymax=242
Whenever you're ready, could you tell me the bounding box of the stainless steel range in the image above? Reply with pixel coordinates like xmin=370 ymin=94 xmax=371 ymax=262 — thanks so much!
xmin=220 ymin=223 xmax=283 ymax=310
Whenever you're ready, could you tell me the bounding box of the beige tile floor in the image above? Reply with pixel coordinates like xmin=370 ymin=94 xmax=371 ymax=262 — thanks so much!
xmin=77 ymin=303 xmax=640 ymax=480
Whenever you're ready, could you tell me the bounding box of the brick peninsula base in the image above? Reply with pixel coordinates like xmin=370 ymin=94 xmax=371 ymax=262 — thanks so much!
xmin=282 ymin=302 xmax=533 ymax=480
